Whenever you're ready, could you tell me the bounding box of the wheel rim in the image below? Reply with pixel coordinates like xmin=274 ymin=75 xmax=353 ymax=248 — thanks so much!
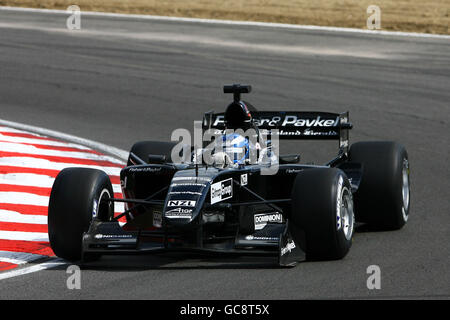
xmin=97 ymin=188 xmax=112 ymax=221
xmin=401 ymin=159 xmax=410 ymax=222
xmin=339 ymin=187 xmax=354 ymax=241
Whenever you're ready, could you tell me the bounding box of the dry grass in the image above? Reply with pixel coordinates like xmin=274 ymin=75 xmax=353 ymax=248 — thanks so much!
xmin=1 ymin=0 xmax=448 ymax=34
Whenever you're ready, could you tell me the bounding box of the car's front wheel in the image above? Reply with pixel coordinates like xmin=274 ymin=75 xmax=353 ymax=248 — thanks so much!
xmin=48 ymin=168 xmax=114 ymax=261
xmin=290 ymin=168 xmax=355 ymax=260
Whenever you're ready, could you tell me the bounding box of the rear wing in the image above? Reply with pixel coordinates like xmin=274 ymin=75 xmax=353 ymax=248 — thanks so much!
xmin=202 ymin=111 xmax=352 ymax=154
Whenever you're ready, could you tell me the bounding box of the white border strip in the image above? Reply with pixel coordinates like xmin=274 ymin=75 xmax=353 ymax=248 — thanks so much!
xmin=0 ymin=258 xmax=66 ymax=281
xmin=1 ymin=6 xmax=449 ymax=39
xmin=0 ymin=120 xmax=127 ymax=280
xmin=0 ymin=251 xmax=46 ymax=265
xmin=0 ymin=119 xmax=128 ymax=162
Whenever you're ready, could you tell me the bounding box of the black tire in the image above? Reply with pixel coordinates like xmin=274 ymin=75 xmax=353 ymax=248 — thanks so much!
xmin=48 ymin=168 xmax=114 ymax=261
xmin=349 ymin=141 xmax=410 ymax=230
xmin=127 ymin=141 xmax=179 ymax=166
xmin=290 ymin=168 xmax=355 ymax=260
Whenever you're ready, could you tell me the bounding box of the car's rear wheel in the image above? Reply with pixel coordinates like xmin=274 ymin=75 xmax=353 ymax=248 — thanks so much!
xmin=48 ymin=168 xmax=114 ymax=261
xmin=349 ymin=141 xmax=410 ymax=230
xmin=290 ymin=168 xmax=354 ymax=260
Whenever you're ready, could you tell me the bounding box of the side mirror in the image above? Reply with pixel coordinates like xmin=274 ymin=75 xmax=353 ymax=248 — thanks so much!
xmin=148 ymin=154 xmax=166 ymax=164
xmin=279 ymin=154 xmax=301 ymax=164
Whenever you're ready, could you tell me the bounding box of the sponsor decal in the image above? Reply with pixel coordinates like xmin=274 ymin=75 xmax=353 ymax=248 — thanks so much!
xmin=210 ymin=178 xmax=233 ymax=204
xmin=170 ymin=183 xmax=206 ymax=187
xmin=165 ymin=207 xmax=193 ymax=219
xmin=94 ymin=234 xmax=133 ymax=239
xmin=240 ymin=173 xmax=248 ymax=186
xmin=214 ymin=115 xmax=339 ymax=128
xmin=280 ymin=239 xmax=296 ymax=256
xmin=172 ymin=176 xmax=211 ymax=182
xmin=128 ymin=167 xmax=162 ymax=173
xmin=167 ymin=200 xmax=196 ymax=207
xmin=285 ymin=169 xmax=303 ymax=174
xmin=279 ymin=116 xmax=338 ymax=127
xmin=210 ymin=128 xmax=338 ymax=137
xmin=260 ymin=129 xmax=338 ymax=137
xmin=153 ymin=211 xmax=162 ymax=228
xmin=169 ymin=191 xmax=203 ymax=196
xmin=336 ymin=175 xmax=344 ymax=230
xmin=257 ymin=115 xmax=339 ymax=127
xmin=244 ymin=235 xmax=278 ymax=241
xmin=212 ymin=115 xmax=225 ymax=127
xmin=254 ymin=212 xmax=283 ymax=230
xmin=302 ymin=129 xmax=338 ymax=136
xmin=254 ymin=116 xmax=282 ymax=127
xmin=92 ymin=199 xmax=98 ymax=217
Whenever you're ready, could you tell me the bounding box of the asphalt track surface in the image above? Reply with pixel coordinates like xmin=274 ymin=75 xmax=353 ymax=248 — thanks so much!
xmin=0 ymin=9 xmax=449 ymax=299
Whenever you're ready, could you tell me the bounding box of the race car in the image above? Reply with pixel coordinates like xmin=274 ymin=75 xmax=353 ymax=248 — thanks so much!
xmin=48 ymin=84 xmax=410 ymax=266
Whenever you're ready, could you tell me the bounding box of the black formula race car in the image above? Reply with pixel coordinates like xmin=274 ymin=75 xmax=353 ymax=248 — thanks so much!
xmin=48 ymin=84 xmax=410 ymax=266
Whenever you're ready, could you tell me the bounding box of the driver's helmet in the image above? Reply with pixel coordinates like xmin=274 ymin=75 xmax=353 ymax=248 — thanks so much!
xmin=217 ymin=133 xmax=249 ymax=166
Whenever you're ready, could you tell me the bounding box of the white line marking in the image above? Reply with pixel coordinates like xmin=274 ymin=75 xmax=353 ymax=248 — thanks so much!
xmin=0 ymin=174 xmax=122 ymax=194
xmin=0 ymin=120 xmax=127 ymax=280
xmin=0 ymin=21 xmax=395 ymax=59
xmin=0 ymin=210 xmax=47 ymax=224
xmin=115 ymin=203 xmax=125 ymax=212
xmin=0 ymin=5 xmax=449 ymax=39
xmin=113 ymin=185 xmax=123 ymax=194
xmin=0 ymin=119 xmax=128 ymax=162
xmin=0 ymin=207 xmax=122 ymax=225
xmin=0 ymin=230 xmax=48 ymax=242
xmin=0 ymin=133 xmax=91 ymax=150
xmin=0 ymin=173 xmax=55 ymax=188
xmin=0 ymin=258 xmax=66 ymax=281
xmin=0 ymin=251 xmax=46 ymax=265
xmin=0 ymin=141 xmax=123 ymax=164
xmin=0 ymin=126 xmax=52 ymax=135
xmin=0 ymin=191 xmax=49 ymax=206
xmin=0 ymin=156 xmax=122 ymax=175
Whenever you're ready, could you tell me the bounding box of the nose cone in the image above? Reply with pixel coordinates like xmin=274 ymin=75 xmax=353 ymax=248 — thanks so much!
xmin=163 ymin=170 xmax=213 ymax=227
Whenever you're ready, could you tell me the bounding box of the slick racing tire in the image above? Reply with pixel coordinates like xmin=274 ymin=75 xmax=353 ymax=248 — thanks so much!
xmin=127 ymin=141 xmax=180 ymax=166
xmin=349 ymin=141 xmax=410 ymax=230
xmin=290 ymin=168 xmax=355 ymax=260
xmin=48 ymin=168 xmax=114 ymax=261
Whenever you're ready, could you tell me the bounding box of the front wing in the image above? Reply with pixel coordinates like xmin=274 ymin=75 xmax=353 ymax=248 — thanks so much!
xmin=81 ymin=218 xmax=305 ymax=267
